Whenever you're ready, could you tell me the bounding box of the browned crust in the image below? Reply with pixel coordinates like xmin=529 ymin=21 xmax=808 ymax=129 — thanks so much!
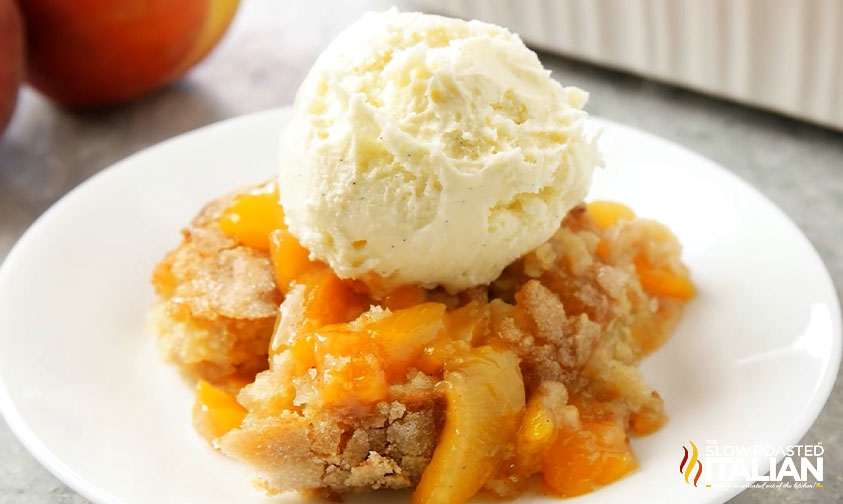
xmin=150 ymin=187 xmax=281 ymax=381
xmin=151 ymin=190 xmax=692 ymax=497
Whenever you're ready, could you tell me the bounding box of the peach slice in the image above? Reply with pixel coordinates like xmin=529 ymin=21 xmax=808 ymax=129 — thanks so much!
xmin=542 ymin=420 xmax=637 ymax=497
xmin=382 ymin=284 xmax=427 ymax=310
xmin=299 ymin=269 xmax=370 ymax=332
xmin=193 ymin=379 xmax=247 ymax=443
xmin=290 ymin=303 xmax=446 ymax=407
xmin=416 ymin=302 xmax=488 ymax=374
xmin=634 ymin=255 xmax=696 ymax=300
xmin=268 ymin=228 xmax=317 ymax=294
xmin=588 ymin=201 xmax=635 ymax=262
xmin=586 ymin=201 xmax=635 ymax=229
xmin=218 ymin=182 xmax=285 ymax=250
xmin=413 ymin=346 xmax=525 ymax=504
xmin=515 ymin=394 xmax=559 ymax=473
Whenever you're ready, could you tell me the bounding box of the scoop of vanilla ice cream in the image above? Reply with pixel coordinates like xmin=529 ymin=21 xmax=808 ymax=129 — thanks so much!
xmin=279 ymin=9 xmax=600 ymax=292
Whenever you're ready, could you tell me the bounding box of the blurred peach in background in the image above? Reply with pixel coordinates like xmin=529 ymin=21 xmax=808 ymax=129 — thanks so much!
xmin=0 ymin=0 xmax=239 ymax=136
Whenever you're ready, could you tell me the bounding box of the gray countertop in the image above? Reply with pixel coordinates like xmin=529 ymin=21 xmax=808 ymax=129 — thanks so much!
xmin=0 ymin=1 xmax=840 ymax=503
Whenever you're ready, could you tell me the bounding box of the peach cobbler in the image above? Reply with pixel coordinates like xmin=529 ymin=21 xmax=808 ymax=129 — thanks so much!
xmin=150 ymin=9 xmax=694 ymax=504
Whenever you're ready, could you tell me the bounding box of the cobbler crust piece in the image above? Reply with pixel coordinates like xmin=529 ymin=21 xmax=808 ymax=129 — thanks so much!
xmin=150 ymin=187 xmax=693 ymax=499
xmin=151 ymin=190 xmax=281 ymax=382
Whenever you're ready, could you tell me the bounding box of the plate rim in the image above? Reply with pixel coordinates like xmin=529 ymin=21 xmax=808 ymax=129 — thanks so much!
xmin=0 ymin=107 xmax=839 ymax=504
xmin=0 ymin=108 xmax=286 ymax=504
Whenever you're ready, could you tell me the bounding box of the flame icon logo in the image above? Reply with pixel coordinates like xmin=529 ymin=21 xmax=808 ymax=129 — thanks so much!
xmin=680 ymin=441 xmax=703 ymax=486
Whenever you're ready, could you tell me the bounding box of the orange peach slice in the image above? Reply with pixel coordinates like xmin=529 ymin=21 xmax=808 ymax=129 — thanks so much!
xmin=586 ymin=201 xmax=635 ymax=229
xmin=218 ymin=182 xmax=284 ymax=250
xmin=413 ymin=346 xmax=525 ymax=504
xmin=543 ymin=420 xmax=637 ymax=497
xmin=192 ymin=379 xmax=247 ymax=443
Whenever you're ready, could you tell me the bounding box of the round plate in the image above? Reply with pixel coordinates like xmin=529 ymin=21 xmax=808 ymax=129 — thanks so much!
xmin=0 ymin=108 xmax=839 ymax=504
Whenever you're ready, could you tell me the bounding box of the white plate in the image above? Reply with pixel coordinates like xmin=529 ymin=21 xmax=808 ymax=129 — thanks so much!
xmin=0 ymin=108 xmax=839 ymax=504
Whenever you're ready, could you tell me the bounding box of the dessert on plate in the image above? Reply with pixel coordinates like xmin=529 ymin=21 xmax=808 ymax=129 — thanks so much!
xmin=150 ymin=9 xmax=695 ymax=503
